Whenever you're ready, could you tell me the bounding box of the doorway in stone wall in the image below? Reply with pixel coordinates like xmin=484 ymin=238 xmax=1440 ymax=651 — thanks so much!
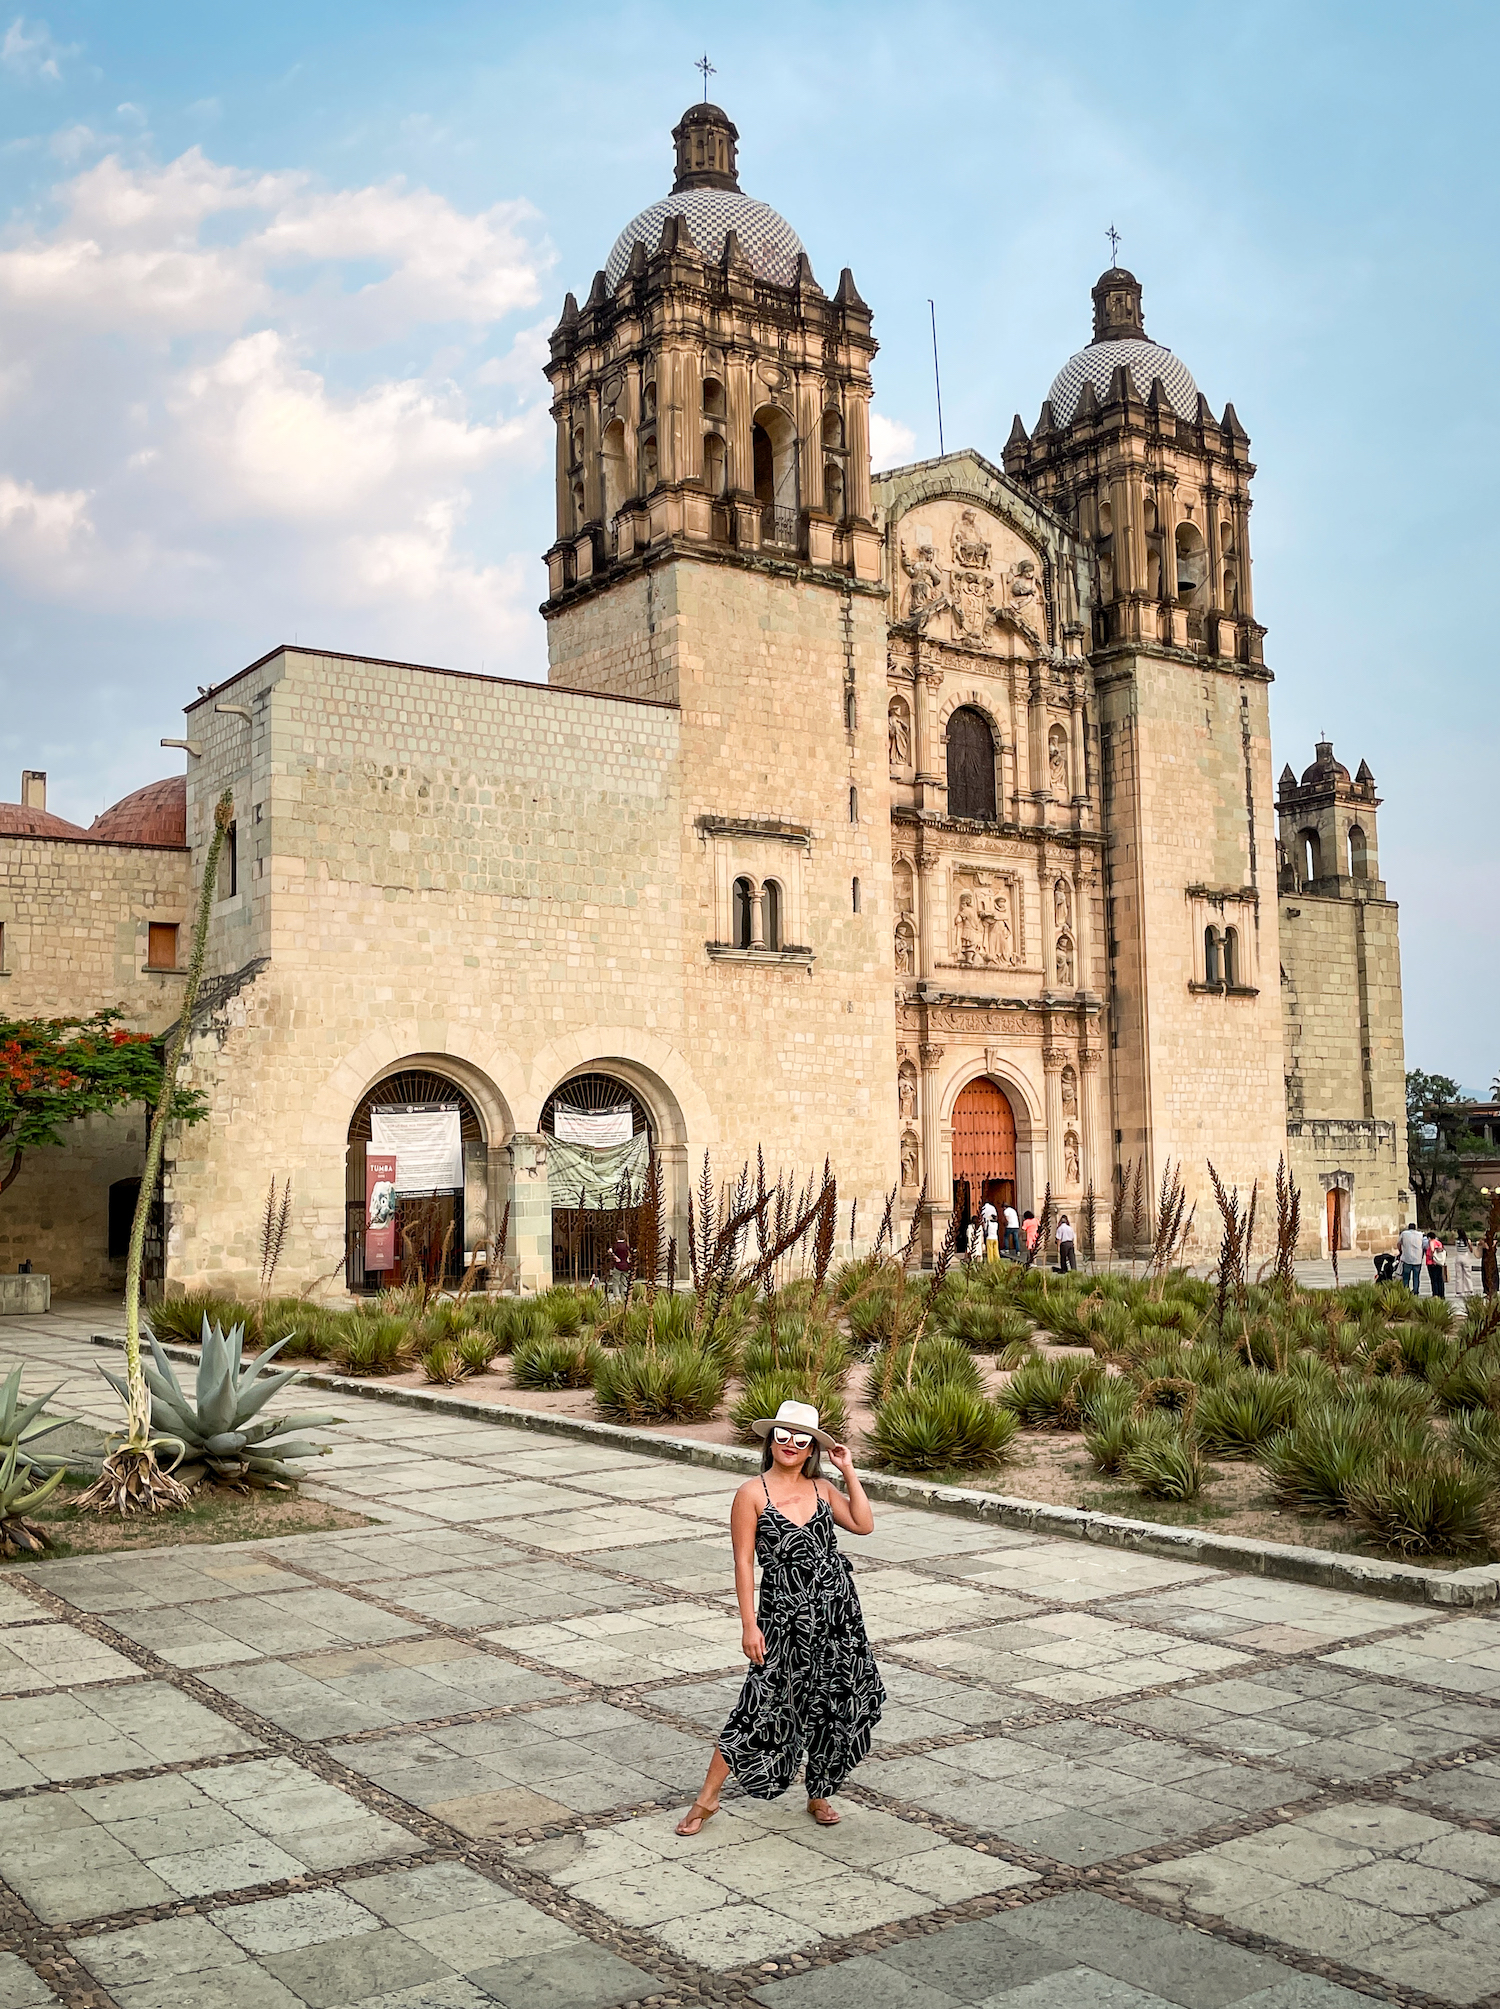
xmin=951 ymin=1077 xmax=1018 ymax=1224
xmin=540 ymin=1072 xmax=654 ymax=1283
xmin=1326 ymin=1184 xmax=1351 ymax=1253
xmin=346 ymin=1069 xmax=484 ymax=1292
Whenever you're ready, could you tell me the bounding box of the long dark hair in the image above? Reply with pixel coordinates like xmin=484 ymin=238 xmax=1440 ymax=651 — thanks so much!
xmin=760 ymin=1432 xmax=823 ymax=1481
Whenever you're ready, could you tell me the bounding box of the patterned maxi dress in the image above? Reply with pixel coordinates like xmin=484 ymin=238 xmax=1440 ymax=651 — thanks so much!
xmin=716 ymin=1479 xmax=885 ymax=1800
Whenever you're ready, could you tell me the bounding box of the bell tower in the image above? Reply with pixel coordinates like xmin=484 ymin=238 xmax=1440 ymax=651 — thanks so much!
xmin=1005 ymin=269 xmax=1286 ymax=1210
xmin=539 ymin=103 xmax=897 ymax=1205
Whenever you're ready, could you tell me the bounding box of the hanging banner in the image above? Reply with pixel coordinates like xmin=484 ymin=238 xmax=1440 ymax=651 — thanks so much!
xmin=553 ymin=1102 xmax=633 ymax=1148
xmin=370 ymin=1107 xmax=464 ymax=1194
xmin=365 ymin=1153 xmax=397 ymax=1270
xmin=547 ymin=1130 xmax=649 ymax=1208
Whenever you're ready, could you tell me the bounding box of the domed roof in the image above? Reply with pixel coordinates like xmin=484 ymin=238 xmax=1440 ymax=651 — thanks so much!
xmin=1048 ymin=338 xmax=1198 ymax=424
xmin=88 ymin=775 xmax=187 ymax=847
xmin=604 ymin=101 xmax=806 ymax=290
xmin=606 ymin=186 xmax=804 ymax=290
xmin=0 ymin=801 xmax=86 ymax=839
xmin=1299 ymin=741 xmax=1350 ymax=788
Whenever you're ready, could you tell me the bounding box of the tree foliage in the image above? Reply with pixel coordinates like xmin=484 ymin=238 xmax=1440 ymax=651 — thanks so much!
xmin=0 ymin=1010 xmax=205 ymax=1197
xmin=1407 ymin=1069 xmax=1486 ymax=1233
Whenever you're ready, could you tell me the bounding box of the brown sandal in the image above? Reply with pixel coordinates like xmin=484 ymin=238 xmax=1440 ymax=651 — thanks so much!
xmin=676 ymin=1800 xmax=720 ymax=1836
xmin=808 ymin=1799 xmax=841 ymax=1826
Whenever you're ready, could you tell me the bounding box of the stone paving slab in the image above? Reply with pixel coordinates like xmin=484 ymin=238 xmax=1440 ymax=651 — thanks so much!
xmin=2 ymin=1317 xmax=1499 ymax=2008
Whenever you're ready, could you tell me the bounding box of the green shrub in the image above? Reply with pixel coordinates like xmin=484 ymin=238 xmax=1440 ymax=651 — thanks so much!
xmin=1125 ymin=1427 xmax=1203 ymax=1500
xmin=1195 ymin=1375 xmax=1299 ymax=1456
xmin=1459 ymin=1294 xmax=1500 ymax=1349
xmin=1348 ymin=1452 xmax=1493 ymax=1557
xmin=512 ymin=1334 xmax=602 ymax=1391
xmin=1131 ymin=1373 xmax=1199 ymax=1421
xmin=419 ymin=1339 xmax=464 ymax=1385
xmin=1261 ymin=1405 xmax=1379 ymax=1513
xmin=1000 ymin=1354 xmax=1103 ymax=1429
xmin=593 ymin=1343 xmax=726 ymax=1424
xmin=148 ymin=1292 xmax=245 ymax=1346
xmin=1134 ymin=1298 xmax=1200 ymax=1336
xmin=457 ymin=1327 xmax=497 ymax=1375
xmin=1411 ymin=1296 xmax=1455 ymax=1334
xmin=867 ymin=1384 xmax=1017 ymax=1473
xmin=1435 ymin=1349 xmax=1500 ymax=1416
xmin=1085 ymin=1303 xmax=1136 ymax=1360
xmin=535 ymin=1286 xmax=586 ymax=1336
xmin=741 ymin=1319 xmax=850 ymax=1386
xmin=421 ymin=1301 xmax=475 ymax=1344
xmin=831 ymin=1253 xmax=894 ymax=1304
xmin=618 ymin=1292 xmax=700 ymax=1352
xmin=1355 ymin=1374 xmax=1435 ymax=1426
xmin=944 ymin=1298 xmax=1034 ymax=1353
xmin=1392 ymin=1322 xmax=1457 ymax=1386
xmin=730 ymin=1369 xmax=848 ymax=1446
xmin=1082 ymin=1385 xmax=1138 ymax=1474
xmin=866 ymin=1334 xmax=985 ymax=1409
xmin=333 ymin=1318 xmax=409 ymax=1376
xmin=1451 ymin=1408 xmax=1500 ymax=1470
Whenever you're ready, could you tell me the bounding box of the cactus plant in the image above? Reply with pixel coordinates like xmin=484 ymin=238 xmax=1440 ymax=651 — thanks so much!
xmin=0 ymin=1365 xmax=74 ymax=1475
xmin=98 ymin=1318 xmax=337 ymax=1489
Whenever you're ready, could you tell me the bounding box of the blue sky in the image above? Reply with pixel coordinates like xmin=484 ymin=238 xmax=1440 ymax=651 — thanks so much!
xmin=1 ymin=0 xmax=1495 ymax=1091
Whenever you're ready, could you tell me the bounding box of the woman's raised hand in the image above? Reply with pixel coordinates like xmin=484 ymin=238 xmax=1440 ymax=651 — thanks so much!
xmin=829 ymin=1442 xmax=855 ymax=1479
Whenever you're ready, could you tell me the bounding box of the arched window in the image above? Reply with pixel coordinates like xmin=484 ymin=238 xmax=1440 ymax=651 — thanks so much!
xmin=849 ymin=784 xmax=859 ymax=823
xmin=823 ymin=462 xmax=844 ymax=519
xmin=1147 ymin=546 xmax=1162 ymax=599
xmin=752 ymin=404 xmax=797 ymax=544
xmin=1204 ymin=927 xmax=1222 ymax=985
xmin=1300 ymin=828 xmax=1323 ymax=883
xmin=821 ymin=408 xmax=844 ymax=451
xmin=702 ymin=377 xmax=726 ymax=419
xmin=946 ymin=707 xmax=996 ymax=821
xmin=572 ymin=482 xmax=586 ymax=531
xmin=601 ymin=419 xmax=626 ymax=527
xmin=571 ymin=425 xmax=584 ymax=465
xmin=642 ymin=380 xmax=658 ymax=420
xmin=1222 ymin=565 xmax=1239 ymax=612
xmin=763 ymin=880 xmax=783 ymax=951
xmin=702 ymin=432 xmax=726 ymax=497
xmin=733 ymin=876 xmax=754 ymax=950
xmin=1175 ymin=523 xmax=1208 ymax=606
xmin=1097 ymin=499 xmax=1113 ymax=536
xmin=1348 ymin=825 xmax=1368 ymax=879
xmin=1223 ymin=927 xmax=1240 ymax=987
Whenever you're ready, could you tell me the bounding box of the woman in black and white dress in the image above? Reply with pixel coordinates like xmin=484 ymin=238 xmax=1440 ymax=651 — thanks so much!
xmin=676 ymin=1401 xmax=884 ymax=1835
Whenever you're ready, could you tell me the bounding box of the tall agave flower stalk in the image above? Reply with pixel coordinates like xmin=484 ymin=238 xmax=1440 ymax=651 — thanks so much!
xmin=82 ymin=787 xmax=234 ymax=1516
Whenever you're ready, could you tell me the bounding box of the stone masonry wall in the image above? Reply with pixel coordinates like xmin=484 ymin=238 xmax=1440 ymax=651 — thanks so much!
xmin=0 ymin=832 xmax=190 ymax=1289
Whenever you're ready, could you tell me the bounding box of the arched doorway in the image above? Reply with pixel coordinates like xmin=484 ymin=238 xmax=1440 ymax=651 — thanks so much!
xmin=347 ymin=1068 xmax=485 ymax=1293
xmin=540 ymin=1071 xmax=653 ymax=1283
xmin=951 ymin=1077 xmax=1018 ymax=1241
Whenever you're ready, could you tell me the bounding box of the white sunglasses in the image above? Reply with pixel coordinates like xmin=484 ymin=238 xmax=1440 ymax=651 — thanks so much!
xmin=771 ymin=1427 xmax=813 ymax=1449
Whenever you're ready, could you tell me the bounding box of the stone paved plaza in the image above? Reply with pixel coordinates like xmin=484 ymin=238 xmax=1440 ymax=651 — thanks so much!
xmin=5 ymin=1319 xmax=1500 ymax=2005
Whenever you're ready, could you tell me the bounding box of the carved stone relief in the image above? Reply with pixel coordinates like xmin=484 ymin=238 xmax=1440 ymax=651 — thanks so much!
xmin=900 ymin=1129 xmax=921 ymax=1190
xmin=1054 ymin=933 xmax=1075 ymax=987
xmin=1048 ymin=724 xmax=1071 ymax=801
xmin=888 ymin=695 xmax=912 ymax=769
xmin=947 ymin=866 xmax=1019 ymax=969
xmin=1053 ymin=877 xmax=1072 ymax=932
xmin=893 ymin=501 xmax=1048 ymax=652
xmin=893 ymin=858 xmax=914 ymax=915
xmin=1064 ymin=1131 xmax=1081 ymax=1185
xmin=895 ymin=917 xmax=915 ymax=976
xmin=1061 ymin=1065 xmax=1079 ymax=1120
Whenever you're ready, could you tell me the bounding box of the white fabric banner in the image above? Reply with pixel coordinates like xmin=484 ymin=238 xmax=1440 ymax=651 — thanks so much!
xmin=547 ymin=1131 xmax=649 ymax=1209
xmin=370 ymin=1107 xmax=464 ymax=1194
xmin=553 ymin=1102 xmax=633 ymax=1148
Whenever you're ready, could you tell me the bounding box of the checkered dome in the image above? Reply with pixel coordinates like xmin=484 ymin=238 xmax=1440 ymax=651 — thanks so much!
xmin=1048 ymin=337 xmax=1199 ymax=424
xmin=605 ymin=188 xmax=806 ymax=289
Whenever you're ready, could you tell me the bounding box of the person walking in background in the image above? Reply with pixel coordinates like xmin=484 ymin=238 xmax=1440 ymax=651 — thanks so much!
xmin=1426 ymin=1231 xmax=1447 ymax=1299
xmin=1003 ymin=1201 xmax=1021 ymax=1257
xmin=1398 ymin=1222 xmax=1425 ymax=1295
xmin=1056 ymin=1213 xmax=1077 ymax=1273
xmin=1454 ymin=1232 xmax=1476 ymax=1296
xmin=980 ymin=1197 xmax=999 ymax=1264
xmin=609 ymin=1233 xmax=633 ymax=1300
xmin=1022 ymin=1209 xmax=1039 ymax=1261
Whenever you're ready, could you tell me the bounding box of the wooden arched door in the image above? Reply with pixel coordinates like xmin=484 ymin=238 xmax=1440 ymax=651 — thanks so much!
xmin=951 ymin=1076 xmax=1018 ymax=1226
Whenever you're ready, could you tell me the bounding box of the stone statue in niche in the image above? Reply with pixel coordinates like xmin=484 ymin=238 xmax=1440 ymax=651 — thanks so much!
xmin=1048 ymin=726 xmax=1070 ymax=801
xmin=898 ymin=1063 xmax=918 ymax=1123
xmin=894 ymin=918 xmax=915 ymax=976
xmin=900 ymin=1130 xmax=920 ymax=1190
xmin=893 ymin=858 xmax=914 ymax=914
xmin=1061 ymin=1065 xmax=1079 ymax=1119
xmin=888 ymin=696 xmax=911 ymax=768
xmin=953 ymin=891 xmax=983 ymax=966
xmin=949 ymin=867 xmax=1018 ymax=968
xmin=900 ymin=531 xmax=947 ymax=622
xmin=1055 ymin=933 xmax=1075 ymax=987
xmin=1054 ymin=877 xmax=1072 ymax=932
xmin=1064 ymin=1132 xmax=1081 ymax=1185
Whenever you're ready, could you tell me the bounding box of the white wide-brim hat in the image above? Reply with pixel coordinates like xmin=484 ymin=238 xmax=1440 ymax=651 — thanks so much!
xmin=749 ymin=1399 xmax=838 ymax=1451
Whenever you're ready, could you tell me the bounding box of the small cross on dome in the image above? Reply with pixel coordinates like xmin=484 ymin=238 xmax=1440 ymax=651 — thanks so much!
xmin=695 ymin=52 xmax=716 ymax=100
xmin=1106 ymin=223 xmax=1122 ymax=264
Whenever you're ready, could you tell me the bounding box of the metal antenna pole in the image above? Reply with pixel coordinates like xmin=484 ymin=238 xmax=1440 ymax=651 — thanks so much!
xmin=928 ymin=299 xmax=945 ymax=458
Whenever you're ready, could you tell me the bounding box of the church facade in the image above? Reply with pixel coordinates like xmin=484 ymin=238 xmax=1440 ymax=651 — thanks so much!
xmin=0 ymin=102 xmax=1407 ymax=1295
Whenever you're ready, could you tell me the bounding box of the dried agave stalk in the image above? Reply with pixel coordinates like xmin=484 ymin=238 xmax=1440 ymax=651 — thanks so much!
xmin=1025 ymin=1185 xmax=1053 ymax=1271
xmin=1082 ymin=1180 xmax=1097 ymax=1265
xmin=259 ymin=1177 xmax=292 ymax=1296
xmin=899 ymin=1178 xmax=927 ymax=1273
xmin=1147 ymin=1160 xmax=1188 ymax=1281
xmin=1110 ymin=1162 xmax=1130 ymax=1267
xmin=903 ymin=1207 xmax=960 ymax=1390
xmin=1207 ymin=1161 xmax=1255 ymax=1333
xmin=873 ymin=1184 xmax=896 ymax=1260
xmin=1129 ymin=1159 xmax=1146 ymax=1272
xmin=849 ymin=1196 xmax=858 ymax=1255
xmin=1272 ymin=1154 xmax=1302 ymax=1293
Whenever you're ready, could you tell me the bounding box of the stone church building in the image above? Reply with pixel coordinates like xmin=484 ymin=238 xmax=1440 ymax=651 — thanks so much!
xmin=0 ymin=102 xmax=1407 ymax=1295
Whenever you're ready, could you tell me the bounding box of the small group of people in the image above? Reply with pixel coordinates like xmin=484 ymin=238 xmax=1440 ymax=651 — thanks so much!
xmin=972 ymin=1198 xmax=1077 ymax=1271
xmin=1380 ymin=1222 xmax=1481 ymax=1297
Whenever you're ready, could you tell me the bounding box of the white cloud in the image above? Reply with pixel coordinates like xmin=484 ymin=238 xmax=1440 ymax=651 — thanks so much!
xmin=870 ymin=411 xmax=918 ymax=470
xmin=0 ymin=143 xmax=556 ymax=656
xmin=1 ymin=15 xmax=75 ymax=82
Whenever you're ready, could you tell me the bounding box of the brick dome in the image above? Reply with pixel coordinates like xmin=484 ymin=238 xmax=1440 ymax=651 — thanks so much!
xmin=88 ymin=775 xmax=188 ymax=846
xmin=0 ymin=801 xmax=87 ymax=838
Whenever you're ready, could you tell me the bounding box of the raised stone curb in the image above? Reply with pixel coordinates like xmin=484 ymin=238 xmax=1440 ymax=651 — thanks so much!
xmin=91 ymin=1331 xmax=1500 ymax=1610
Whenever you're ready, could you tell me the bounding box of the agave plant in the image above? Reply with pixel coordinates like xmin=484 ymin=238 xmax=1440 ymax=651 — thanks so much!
xmin=0 ymin=1438 xmax=68 ymax=1556
xmin=99 ymin=1318 xmax=336 ymax=1488
xmin=0 ymin=1365 xmax=75 ymax=1476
